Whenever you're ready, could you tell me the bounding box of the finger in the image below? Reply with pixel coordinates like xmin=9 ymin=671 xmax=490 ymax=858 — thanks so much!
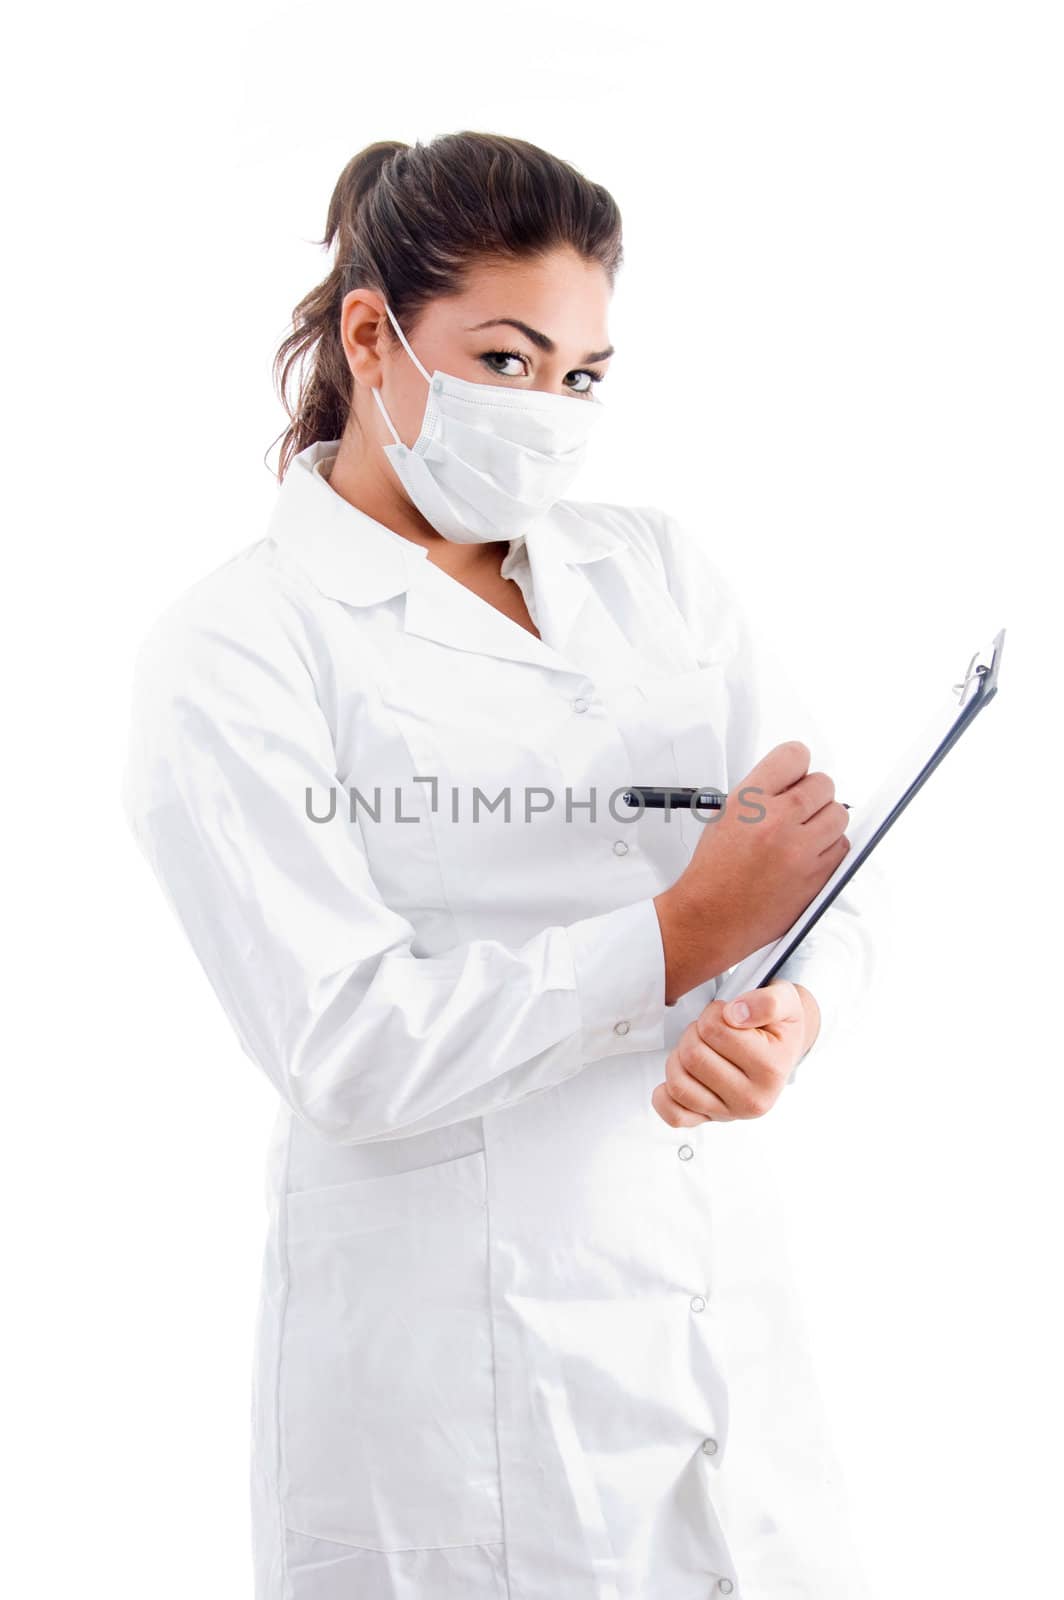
xmin=654 ymin=1065 xmax=737 ymax=1125
xmin=667 ymin=1036 xmax=762 ymax=1119
xmin=803 ymin=798 xmax=851 ymax=851
xmin=782 ymin=768 xmax=836 ymax=822
xmin=742 ymin=739 xmax=811 ymax=800
xmin=689 ymin=1020 xmax=777 ymax=1086
xmin=818 ymin=830 xmax=852 ymax=865
xmin=713 ymin=984 xmax=800 ymax=1035
xmin=696 ymin=990 xmax=802 ymax=1090
xmin=651 ymin=1081 xmax=715 ymax=1128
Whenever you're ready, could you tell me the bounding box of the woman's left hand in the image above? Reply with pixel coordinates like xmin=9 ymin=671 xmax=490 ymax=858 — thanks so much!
xmin=650 ymin=981 xmax=820 ymax=1127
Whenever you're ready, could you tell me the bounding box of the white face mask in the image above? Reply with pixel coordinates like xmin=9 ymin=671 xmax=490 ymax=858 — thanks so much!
xmin=371 ymin=299 xmax=605 ymax=545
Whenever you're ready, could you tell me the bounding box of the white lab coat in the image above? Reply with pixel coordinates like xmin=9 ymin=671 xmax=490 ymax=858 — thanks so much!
xmin=122 ymin=438 xmax=881 ymax=1600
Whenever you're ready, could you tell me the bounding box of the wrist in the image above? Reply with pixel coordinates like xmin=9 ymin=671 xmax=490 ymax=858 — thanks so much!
xmin=653 ymin=884 xmax=727 ymax=1006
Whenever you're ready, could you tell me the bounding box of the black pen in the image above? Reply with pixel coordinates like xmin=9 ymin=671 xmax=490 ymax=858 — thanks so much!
xmin=623 ymin=787 xmax=722 ymax=810
xmin=624 ymin=787 xmax=852 ymax=809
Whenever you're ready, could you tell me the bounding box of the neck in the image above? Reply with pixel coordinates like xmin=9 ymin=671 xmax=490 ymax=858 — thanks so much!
xmin=324 ymin=430 xmax=509 ymax=579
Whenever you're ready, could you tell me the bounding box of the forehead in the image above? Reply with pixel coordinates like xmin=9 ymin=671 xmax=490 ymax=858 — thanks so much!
xmin=432 ymin=249 xmax=613 ymax=347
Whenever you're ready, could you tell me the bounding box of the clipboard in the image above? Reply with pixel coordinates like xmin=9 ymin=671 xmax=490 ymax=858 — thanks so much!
xmin=713 ymin=626 xmax=1006 ymax=1003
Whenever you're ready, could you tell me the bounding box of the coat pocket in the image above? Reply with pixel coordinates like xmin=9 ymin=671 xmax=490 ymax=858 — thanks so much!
xmin=638 ymin=663 xmax=730 ymax=783
xmin=280 ymin=1148 xmax=503 ymax=1552
xmin=621 ymin=663 xmax=732 ymax=854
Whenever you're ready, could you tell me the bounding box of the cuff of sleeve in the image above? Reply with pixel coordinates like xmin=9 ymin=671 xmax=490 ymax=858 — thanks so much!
xmin=566 ymin=896 xmax=667 ymax=1063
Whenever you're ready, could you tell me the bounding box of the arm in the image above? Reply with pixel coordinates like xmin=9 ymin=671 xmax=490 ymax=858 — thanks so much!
xmin=650 ymin=507 xmax=888 ymax=1077
xmin=121 ymin=590 xmax=667 ymax=1145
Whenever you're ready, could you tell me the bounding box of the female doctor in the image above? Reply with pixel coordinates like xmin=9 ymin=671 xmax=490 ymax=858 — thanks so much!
xmin=122 ymin=132 xmax=877 ymax=1600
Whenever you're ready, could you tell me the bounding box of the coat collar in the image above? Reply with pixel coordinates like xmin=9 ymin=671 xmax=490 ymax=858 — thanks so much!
xmin=266 ymin=438 xmax=629 ymax=676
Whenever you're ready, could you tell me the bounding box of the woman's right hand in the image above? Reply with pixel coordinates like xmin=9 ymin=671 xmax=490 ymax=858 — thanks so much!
xmin=653 ymin=740 xmax=850 ymax=1005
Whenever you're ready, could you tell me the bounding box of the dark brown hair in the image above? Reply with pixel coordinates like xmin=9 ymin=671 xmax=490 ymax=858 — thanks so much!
xmin=267 ymin=132 xmax=624 ymax=482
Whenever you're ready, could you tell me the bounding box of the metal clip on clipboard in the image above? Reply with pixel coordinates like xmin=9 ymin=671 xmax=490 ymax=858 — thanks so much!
xmin=953 ymin=645 xmax=996 ymax=708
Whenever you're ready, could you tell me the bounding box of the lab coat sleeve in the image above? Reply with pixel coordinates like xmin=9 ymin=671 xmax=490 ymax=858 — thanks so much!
xmin=121 ymin=586 xmax=667 ymax=1145
xmin=647 ymin=507 xmax=890 ymax=1075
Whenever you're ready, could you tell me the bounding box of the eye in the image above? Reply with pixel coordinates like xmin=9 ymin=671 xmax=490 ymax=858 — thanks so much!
xmin=479 ymin=347 xmax=529 ymax=380
xmin=478 ymin=347 xmax=606 ymax=397
xmin=565 ymin=369 xmax=604 ymax=396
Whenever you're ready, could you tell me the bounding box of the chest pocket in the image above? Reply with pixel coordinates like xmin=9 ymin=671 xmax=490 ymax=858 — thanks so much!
xmin=370 ymin=646 xmax=602 ymax=931
xmin=637 ymin=662 xmax=730 ymax=785
xmin=607 ymin=661 xmax=732 ymax=856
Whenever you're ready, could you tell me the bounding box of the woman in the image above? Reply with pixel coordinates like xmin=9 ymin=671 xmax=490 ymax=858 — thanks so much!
xmin=122 ymin=133 xmax=879 ymax=1599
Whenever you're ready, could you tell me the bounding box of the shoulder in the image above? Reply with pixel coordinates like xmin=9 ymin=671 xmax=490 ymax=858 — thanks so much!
xmin=122 ymin=542 xmax=334 ymax=828
xmin=128 ymin=537 xmax=323 ymax=704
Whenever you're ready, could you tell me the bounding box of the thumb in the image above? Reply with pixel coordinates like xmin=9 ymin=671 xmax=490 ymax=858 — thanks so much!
xmin=721 ymin=987 xmax=777 ymax=1028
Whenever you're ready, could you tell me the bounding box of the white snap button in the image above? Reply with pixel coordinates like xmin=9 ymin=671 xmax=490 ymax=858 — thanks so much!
xmin=431 ymin=376 xmax=443 ymax=391
xmin=612 ymin=839 xmax=629 ymax=856
xmin=572 ymin=696 xmax=589 ymax=713
xmin=678 ymin=1143 xmax=694 ymax=1161
xmin=613 ymin=1019 xmax=631 ymax=1037
xmin=718 ymin=1581 xmax=734 ymax=1595
xmin=701 ymin=1437 xmax=719 ymax=1456
xmin=690 ymin=1294 xmax=707 ymax=1313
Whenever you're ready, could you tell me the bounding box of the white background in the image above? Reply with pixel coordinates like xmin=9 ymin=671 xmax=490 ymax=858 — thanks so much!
xmin=5 ymin=3 xmax=1061 ymax=1596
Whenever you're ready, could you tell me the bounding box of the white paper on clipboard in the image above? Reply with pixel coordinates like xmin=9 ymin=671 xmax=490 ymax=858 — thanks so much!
xmin=713 ymin=627 xmax=1005 ymax=1004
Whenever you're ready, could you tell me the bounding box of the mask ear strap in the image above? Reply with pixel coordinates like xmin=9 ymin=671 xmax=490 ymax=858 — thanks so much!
xmin=372 ymin=299 xmax=431 ymax=446
xmin=382 ymin=300 xmax=432 ymax=384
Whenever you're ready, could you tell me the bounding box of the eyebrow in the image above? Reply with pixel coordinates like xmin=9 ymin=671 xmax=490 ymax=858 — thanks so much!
xmin=466 ymin=317 xmax=615 ymax=365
